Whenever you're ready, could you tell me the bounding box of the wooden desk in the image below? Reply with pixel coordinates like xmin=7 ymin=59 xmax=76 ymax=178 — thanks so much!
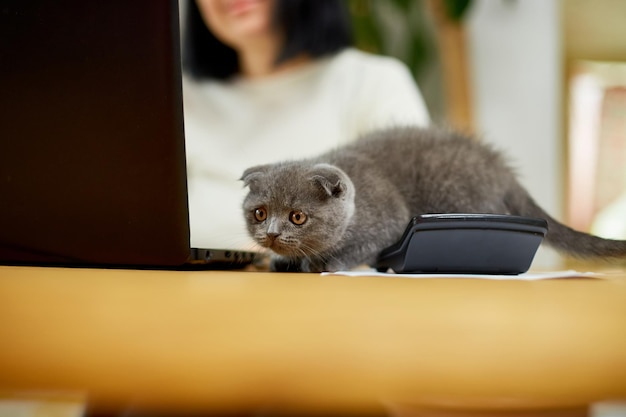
xmin=0 ymin=266 xmax=625 ymax=416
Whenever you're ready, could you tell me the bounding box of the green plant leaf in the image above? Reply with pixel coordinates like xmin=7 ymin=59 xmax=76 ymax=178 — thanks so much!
xmin=443 ymin=0 xmax=473 ymax=21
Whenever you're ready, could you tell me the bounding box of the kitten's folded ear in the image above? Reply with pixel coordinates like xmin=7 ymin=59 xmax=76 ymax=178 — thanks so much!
xmin=240 ymin=164 xmax=270 ymax=190
xmin=308 ymin=163 xmax=353 ymax=198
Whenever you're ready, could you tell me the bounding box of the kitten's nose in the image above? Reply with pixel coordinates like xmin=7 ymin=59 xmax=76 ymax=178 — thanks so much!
xmin=267 ymin=231 xmax=281 ymax=241
xmin=267 ymin=220 xmax=281 ymax=241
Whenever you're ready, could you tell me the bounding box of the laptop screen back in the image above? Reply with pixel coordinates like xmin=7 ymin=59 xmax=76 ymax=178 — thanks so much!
xmin=0 ymin=0 xmax=191 ymax=267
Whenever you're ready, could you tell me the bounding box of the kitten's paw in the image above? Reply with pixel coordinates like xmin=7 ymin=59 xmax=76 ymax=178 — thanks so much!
xmin=270 ymin=257 xmax=328 ymax=273
xmin=317 ymin=258 xmax=350 ymax=273
xmin=270 ymin=256 xmax=304 ymax=272
xmin=300 ymin=259 xmax=332 ymax=273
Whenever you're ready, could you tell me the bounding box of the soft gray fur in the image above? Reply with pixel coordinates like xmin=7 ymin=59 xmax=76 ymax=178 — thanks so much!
xmin=241 ymin=126 xmax=626 ymax=272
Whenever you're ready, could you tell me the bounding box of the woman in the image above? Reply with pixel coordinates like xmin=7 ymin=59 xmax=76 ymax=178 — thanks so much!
xmin=182 ymin=0 xmax=429 ymax=250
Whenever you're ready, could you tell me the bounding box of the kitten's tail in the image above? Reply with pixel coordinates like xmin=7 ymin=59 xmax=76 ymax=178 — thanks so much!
xmin=505 ymin=185 xmax=626 ymax=259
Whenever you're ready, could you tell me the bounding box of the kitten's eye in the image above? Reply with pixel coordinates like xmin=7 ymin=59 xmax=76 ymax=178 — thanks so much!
xmin=289 ymin=210 xmax=307 ymax=225
xmin=254 ymin=208 xmax=267 ymax=222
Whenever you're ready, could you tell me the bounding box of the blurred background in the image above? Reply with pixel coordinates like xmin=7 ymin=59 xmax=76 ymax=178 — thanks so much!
xmin=348 ymin=0 xmax=626 ymax=268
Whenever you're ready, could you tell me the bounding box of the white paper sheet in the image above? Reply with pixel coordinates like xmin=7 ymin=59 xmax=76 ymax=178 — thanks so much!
xmin=321 ymin=269 xmax=606 ymax=280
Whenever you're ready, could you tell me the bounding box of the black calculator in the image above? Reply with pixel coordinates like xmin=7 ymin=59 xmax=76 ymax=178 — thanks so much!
xmin=375 ymin=214 xmax=548 ymax=275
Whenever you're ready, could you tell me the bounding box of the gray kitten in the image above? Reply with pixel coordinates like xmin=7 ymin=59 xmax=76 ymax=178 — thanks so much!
xmin=241 ymin=126 xmax=626 ymax=272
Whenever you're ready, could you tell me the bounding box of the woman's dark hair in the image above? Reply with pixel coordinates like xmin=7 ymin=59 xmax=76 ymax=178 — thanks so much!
xmin=182 ymin=0 xmax=353 ymax=80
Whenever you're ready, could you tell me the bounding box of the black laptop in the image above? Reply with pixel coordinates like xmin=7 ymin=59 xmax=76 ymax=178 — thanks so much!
xmin=0 ymin=0 xmax=258 ymax=269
